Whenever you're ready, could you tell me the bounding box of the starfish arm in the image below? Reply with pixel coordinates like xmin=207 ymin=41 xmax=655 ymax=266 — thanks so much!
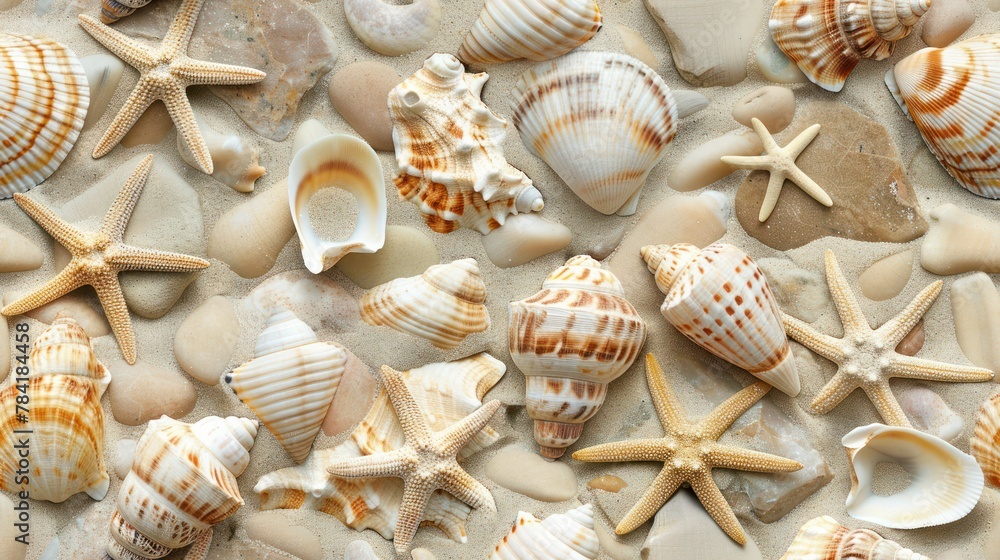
xmin=438 ymin=466 xmax=496 ymax=511
xmin=785 ymin=165 xmax=832 ymax=207
xmin=172 ymin=58 xmax=266 ymax=86
xmin=438 ymin=400 xmax=502 ymax=456
xmin=573 ymin=439 xmax=670 ymax=463
xmin=781 ymin=312 xmax=845 ymax=362
xmin=106 ymin=244 xmax=210 ymax=273
xmin=380 ymin=366 xmax=433 ymax=444
xmin=701 ymin=381 xmax=770 ymax=441
xmin=615 ymin=468 xmax=685 ymax=535
xmin=758 ymin=168 xmax=787 ymax=222
xmin=809 ymin=372 xmax=857 ymax=415
xmin=183 ymin=527 xmax=212 ymax=560
xmin=785 ymin=123 xmax=821 ymax=157
xmin=863 ymin=381 xmax=912 ymax=427
xmin=77 ymin=15 xmax=155 ymax=69
xmin=719 ymin=154 xmax=767 ymax=171
xmin=888 ymin=354 xmax=994 ymax=383
xmin=10 ymin=194 xmax=85 ymax=251
xmin=689 ymin=469 xmax=746 ymax=545
xmin=707 ymin=443 xmax=803 ymax=474
xmin=101 ymin=155 xmax=153 ymax=241
xmin=92 ymin=275 xmax=137 ymax=365
xmin=875 ymin=281 xmax=942 ymax=346
xmin=161 ymin=0 xmax=205 ymax=59
xmin=823 ymin=250 xmax=870 ymax=336
xmin=392 ymin=480 xmax=433 ymax=554
xmin=645 ymin=353 xmax=688 ymax=429
xmin=1 ymin=265 xmax=85 ymax=317
xmin=161 ymin=83 xmax=213 ymax=174
xmin=750 ymin=117 xmax=780 ymax=152
xmin=93 ymin=79 xmax=157 ymax=159
xmin=326 ymin=448 xmax=414 ymax=479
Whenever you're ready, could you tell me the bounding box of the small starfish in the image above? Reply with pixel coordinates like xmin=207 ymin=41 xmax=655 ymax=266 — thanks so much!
xmin=1 ymin=155 xmax=210 ymax=365
xmin=721 ymin=117 xmax=833 ymax=222
xmin=573 ymin=354 xmax=802 ymax=544
xmin=327 ymin=364 xmax=501 ymax=554
xmin=783 ymin=250 xmax=994 ymax=426
xmin=78 ymin=0 xmax=266 ymax=174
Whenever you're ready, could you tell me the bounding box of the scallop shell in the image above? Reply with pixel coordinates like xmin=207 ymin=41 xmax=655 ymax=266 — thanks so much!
xmin=458 ymin=0 xmax=602 ymax=67
xmin=100 ymin=0 xmax=154 ymax=23
xmin=508 ymin=255 xmax=647 ymax=459
xmin=780 ymin=516 xmax=930 ymax=560
xmin=489 ymin=504 xmax=600 ymax=560
xmin=641 ymin=242 xmax=800 ymax=397
xmin=389 ymin=53 xmax=544 ymax=235
xmin=510 ymin=51 xmax=677 ymax=216
xmin=0 ymin=317 xmax=110 ymax=503
xmin=0 ymin=34 xmax=89 ymax=199
xmin=226 ymin=308 xmax=347 ymax=464
xmin=344 ymin=0 xmax=440 ymax=56
xmin=107 ymin=415 xmax=259 ymax=560
xmin=768 ymin=0 xmax=930 ymax=92
xmin=843 ymin=423 xmax=983 ymax=529
xmin=970 ymin=391 xmax=1000 ymax=487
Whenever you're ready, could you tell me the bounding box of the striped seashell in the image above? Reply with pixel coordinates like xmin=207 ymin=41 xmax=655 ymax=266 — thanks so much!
xmin=510 ymin=51 xmax=678 ymax=216
xmin=458 ymin=0 xmax=602 ymax=67
xmin=100 ymin=0 xmax=154 ymax=23
xmin=970 ymin=391 xmax=1000 ymax=487
xmin=781 ymin=516 xmax=930 ymax=560
xmin=361 ymin=258 xmax=490 ymax=350
xmin=489 ymin=504 xmax=600 ymax=560
xmin=641 ymin=242 xmax=800 ymax=397
xmin=0 ymin=34 xmax=89 ymax=199
xmin=509 ymin=255 xmax=647 ymax=459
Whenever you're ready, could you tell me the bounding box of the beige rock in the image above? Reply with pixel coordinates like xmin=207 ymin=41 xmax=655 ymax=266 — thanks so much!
xmin=243 ymin=269 xmax=359 ymax=333
xmin=120 ymin=101 xmax=173 ymax=148
xmin=586 ymin=223 xmax=628 ymax=261
xmin=0 ymin=493 xmax=27 ymax=560
xmin=921 ymin=0 xmax=975 ymax=48
xmin=481 ymin=214 xmax=572 ymax=269
xmin=245 ymin=512 xmax=322 ymax=560
xmin=757 ymin=257 xmax=830 ymax=323
xmin=615 ymin=24 xmax=658 ymax=69
xmin=3 ymin=291 xmax=111 ymax=338
xmin=668 ymin=129 xmax=764 ymax=192
xmin=336 ymin=225 xmax=439 ymax=289
xmin=641 ymin=489 xmax=763 ymax=559
xmin=174 ymin=295 xmax=240 ymax=385
xmin=0 ymin=315 xmax=7 ymax=382
xmin=321 ymin=350 xmax=377 ymax=436
xmin=0 ymin=225 xmax=43 ymax=272
xmin=732 ymin=86 xmax=795 ymax=133
xmin=588 ymin=475 xmax=628 ymax=492
xmin=755 ymin=34 xmax=809 ymax=84
xmin=328 ymin=61 xmax=401 ymax=151
xmin=897 ymin=319 xmax=925 ymax=357
xmin=858 ymin=250 xmax=913 ymax=302
xmin=921 ymin=204 xmax=1000 ymax=275
xmin=80 ymin=53 xmax=124 ymax=131
xmin=208 ymin=180 xmax=295 ymax=279
xmin=410 ymin=549 xmax=435 ymax=560
xmin=345 ymin=541 xmax=379 ymax=560
xmin=107 ymin=359 xmax=197 ymax=426
xmin=113 ymin=438 xmax=137 ymax=480
xmin=484 ymin=445 xmax=578 ymax=502
xmin=951 ymin=273 xmax=1000 ymax=375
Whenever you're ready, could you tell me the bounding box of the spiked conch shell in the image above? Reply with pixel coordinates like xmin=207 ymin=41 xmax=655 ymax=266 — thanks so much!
xmin=361 ymin=258 xmax=490 ymax=350
xmin=769 ymin=0 xmax=931 ymax=92
xmin=780 ymin=516 xmax=930 ymax=560
xmin=509 ymin=255 xmax=647 ymax=459
xmin=0 ymin=34 xmax=89 ymax=199
xmin=641 ymin=242 xmax=800 ymax=397
xmin=107 ymin=415 xmax=259 ymax=560
xmin=0 ymin=317 xmax=110 ymax=503
xmin=489 ymin=504 xmax=600 ymax=560
xmin=970 ymin=391 xmax=1000 ymax=488
xmin=254 ymin=353 xmax=505 ymax=544
xmin=389 ymin=53 xmax=544 ymax=234
xmin=226 ymin=308 xmax=347 ymax=463
xmin=100 ymin=0 xmax=154 ymax=23
xmin=510 ymin=51 xmax=678 ymax=216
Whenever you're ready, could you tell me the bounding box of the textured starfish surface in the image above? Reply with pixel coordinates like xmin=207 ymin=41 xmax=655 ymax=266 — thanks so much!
xmin=721 ymin=117 xmax=833 ymax=222
xmin=327 ymin=364 xmax=501 ymax=554
xmin=783 ymin=250 xmax=994 ymax=427
xmin=1 ymin=155 xmax=210 ymax=365
xmin=78 ymin=0 xmax=266 ymax=174
xmin=572 ymin=354 xmax=802 ymax=544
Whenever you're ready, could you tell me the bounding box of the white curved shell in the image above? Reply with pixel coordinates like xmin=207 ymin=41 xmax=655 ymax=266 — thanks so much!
xmin=344 ymin=0 xmax=440 ymax=56
xmin=489 ymin=504 xmax=600 ymax=560
xmin=780 ymin=516 xmax=930 ymax=560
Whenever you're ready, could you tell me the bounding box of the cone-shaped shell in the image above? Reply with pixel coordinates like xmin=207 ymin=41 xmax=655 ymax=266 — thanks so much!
xmin=0 ymin=34 xmax=89 ymax=199
xmin=641 ymin=242 xmax=800 ymax=397
xmin=510 ymin=51 xmax=677 ymax=216
xmin=781 ymin=516 xmax=930 ymax=560
xmin=489 ymin=504 xmax=600 ymax=560
xmin=509 ymin=255 xmax=647 ymax=458
xmin=970 ymin=391 xmax=1000 ymax=487
xmin=100 ymin=0 xmax=154 ymax=23
xmin=361 ymin=258 xmax=490 ymax=350
xmin=226 ymin=308 xmax=347 ymax=463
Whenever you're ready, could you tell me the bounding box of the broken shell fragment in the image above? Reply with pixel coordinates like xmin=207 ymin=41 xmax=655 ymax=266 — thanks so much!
xmin=488 ymin=504 xmax=600 ymax=559
xmin=344 ymin=0 xmax=440 ymax=56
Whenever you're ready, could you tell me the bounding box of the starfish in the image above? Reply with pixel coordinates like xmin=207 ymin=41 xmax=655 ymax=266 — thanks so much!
xmin=327 ymin=364 xmax=502 ymax=554
xmin=78 ymin=0 xmax=266 ymax=174
xmin=572 ymin=354 xmax=802 ymax=544
xmin=721 ymin=117 xmax=833 ymax=222
xmin=1 ymin=155 xmax=210 ymax=365
xmin=783 ymin=250 xmax=994 ymax=427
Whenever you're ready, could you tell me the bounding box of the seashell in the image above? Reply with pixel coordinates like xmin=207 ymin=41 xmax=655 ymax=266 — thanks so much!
xmin=0 ymin=34 xmax=89 ymax=199
xmin=344 ymin=0 xmax=440 ymax=56
xmin=780 ymin=515 xmax=930 ymax=560
xmin=641 ymin=242 xmax=800 ymax=397
xmin=360 ymin=258 xmax=490 ymax=350
xmin=178 ymin=114 xmax=265 ymax=193
xmin=100 ymin=0 xmax=154 ymax=23
xmin=510 ymin=51 xmax=678 ymax=216
xmin=389 ymin=53 xmax=544 ymax=235
xmin=509 ymin=255 xmax=647 ymax=458
xmin=488 ymin=504 xmax=600 ymax=560
xmin=226 ymin=308 xmax=347 ymax=463
xmin=970 ymin=391 xmax=1000 ymax=488
xmin=289 ymin=133 xmax=387 ymax=273
xmin=886 ymin=34 xmax=1000 ymax=198
xmin=458 ymin=0 xmax=602 ymax=67
xmin=107 ymin=415 xmax=259 ymax=560
xmin=843 ymin=423 xmax=983 ymax=529
xmin=0 ymin=317 xmax=110 ymax=503
xmin=769 ymin=0 xmax=931 ymax=92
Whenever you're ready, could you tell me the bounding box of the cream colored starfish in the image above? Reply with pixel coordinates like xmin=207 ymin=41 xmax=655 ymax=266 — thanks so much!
xmin=573 ymin=354 xmax=802 ymax=545
xmin=783 ymin=250 xmax=994 ymax=426
xmin=78 ymin=0 xmax=266 ymax=174
xmin=1 ymin=155 xmax=210 ymax=365
xmin=327 ymin=364 xmax=501 ymax=554
xmin=721 ymin=117 xmax=833 ymax=222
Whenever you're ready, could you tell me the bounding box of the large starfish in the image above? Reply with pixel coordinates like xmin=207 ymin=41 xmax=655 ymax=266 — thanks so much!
xmin=327 ymin=364 xmax=501 ymax=554
xmin=783 ymin=250 xmax=994 ymax=426
xmin=721 ymin=117 xmax=833 ymax=222
xmin=1 ymin=155 xmax=210 ymax=365
xmin=78 ymin=0 xmax=266 ymax=174
xmin=573 ymin=354 xmax=802 ymax=544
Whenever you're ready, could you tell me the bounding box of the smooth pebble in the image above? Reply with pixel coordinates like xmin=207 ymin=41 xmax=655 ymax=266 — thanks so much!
xmin=921 ymin=204 xmax=1000 ymax=275
xmin=3 ymin=292 xmax=111 ymax=338
xmin=642 ymin=489 xmax=763 ymax=559
xmin=245 ymin=512 xmax=322 ymax=560
xmin=328 ymin=61 xmax=401 ymax=151
xmin=120 ymin=101 xmax=173 ymax=148
xmin=484 ymin=446 xmax=578 ymax=502
xmin=0 ymin=493 xmax=27 ymax=560
xmin=897 ymin=385 xmax=964 ymax=442
xmin=668 ymin=129 xmax=764 ymax=192
xmin=80 ymin=53 xmax=124 ymax=131
xmin=921 ymin=0 xmax=975 ymax=48
xmin=114 ymin=438 xmax=137 ymax=480
xmin=174 ymin=296 xmax=240 ymax=385
xmin=858 ymin=250 xmax=913 ymax=301
xmin=755 ymin=34 xmax=809 ymax=83
xmin=732 ymin=86 xmax=795 ymax=133
xmin=587 ymin=475 xmax=628 ymax=492
xmin=896 ymin=319 xmax=925 ymax=357
xmin=0 ymin=224 xmax=43 ymax=272
xmin=209 ymin=181 xmax=295 ymax=279
xmin=951 ymin=273 xmax=1000 ymax=374
xmin=322 ymin=350 xmax=377 ymax=436
xmin=410 ymin=549 xmax=436 ymax=560
xmin=344 ymin=540 xmax=379 ymax=560
xmin=480 ymin=213 xmax=572 ymax=269
xmin=337 ymin=225 xmax=439 ymax=289
xmin=615 ymin=24 xmax=658 ymax=69
xmin=108 ymin=359 xmax=197 ymax=426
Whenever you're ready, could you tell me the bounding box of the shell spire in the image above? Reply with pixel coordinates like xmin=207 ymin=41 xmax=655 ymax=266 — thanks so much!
xmin=489 ymin=504 xmax=600 ymax=559
xmin=780 ymin=516 xmax=930 ymax=559
xmin=100 ymin=0 xmax=155 ymax=23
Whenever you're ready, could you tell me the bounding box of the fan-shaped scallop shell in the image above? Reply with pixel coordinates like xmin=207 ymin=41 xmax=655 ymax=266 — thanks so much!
xmin=769 ymin=0 xmax=930 ymax=92
xmin=509 ymin=255 xmax=647 ymax=459
xmin=641 ymin=242 xmax=800 ymax=397
xmin=0 ymin=34 xmax=89 ymax=199
xmin=510 ymin=51 xmax=677 ymax=216
xmin=489 ymin=504 xmax=600 ymax=560
xmin=226 ymin=308 xmax=347 ymax=464
xmin=970 ymin=391 xmax=1000 ymax=487
xmin=0 ymin=317 xmax=110 ymax=503
xmin=389 ymin=53 xmax=544 ymax=234
xmin=781 ymin=516 xmax=930 ymax=560
xmin=100 ymin=0 xmax=154 ymax=23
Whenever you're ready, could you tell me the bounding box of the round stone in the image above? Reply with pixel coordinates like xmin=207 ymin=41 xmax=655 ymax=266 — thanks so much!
xmin=732 ymin=86 xmax=795 ymax=133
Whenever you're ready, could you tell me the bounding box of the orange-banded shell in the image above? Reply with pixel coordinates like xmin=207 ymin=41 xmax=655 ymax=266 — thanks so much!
xmin=971 ymin=391 xmax=1000 ymax=487
xmin=100 ymin=0 xmax=154 ymax=23
xmin=780 ymin=516 xmax=930 ymax=560
xmin=489 ymin=504 xmax=600 ymax=560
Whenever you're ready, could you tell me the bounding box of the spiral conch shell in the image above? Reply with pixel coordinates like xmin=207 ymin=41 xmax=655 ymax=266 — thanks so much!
xmin=641 ymin=242 xmax=800 ymax=397
xmin=107 ymin=415 xmax=258 ymax=560
xmin=100 ymin=0 xmax=154 ymax=23
xmin=389 ymin=53 xmax=544 ymax=235
xmin=509 ymin=255 xmax=647 ymax=459
xmin=781 ymin=516 xmax=930 ymax=560
xmin=970 ymin=391 xmax=1000 ymax=487
xmin=769 ymin=0 xmax=931 ymax=92
xmin=0 ymin=317 xmax=110 ymax=503
xmin=489 ymin=504 xmax=600 ymax=560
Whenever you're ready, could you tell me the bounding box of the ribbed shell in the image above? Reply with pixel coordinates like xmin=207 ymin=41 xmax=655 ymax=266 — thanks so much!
xmin=226 ymin=309 xmax=347 ymax=464
xmin=971 ymin=391 xmax=1000 ymax=487
xmin=361 ymin=258 xmax=490 ymax=350
xmin=100 ymin=0 xmax=154 ymax=23
xmin=510 ymin=51 xmax=677 ymax=216
xmin=458 ymin=0 xmax=602 ymax=67
xmin=489 ymin=504 xmax=600 ymax=560
xmin=0 ymin=34 xmax=89 ymax=199
xmin=780 ymin=516 xmax=930 ymax=560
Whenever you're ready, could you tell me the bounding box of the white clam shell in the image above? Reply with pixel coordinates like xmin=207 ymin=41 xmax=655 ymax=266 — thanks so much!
xmin=780 ymin=515 xmax=930 ymax=560
xmin=489 ymin=504 xmax=600 ymax=560
xmin=344 ymin=0 xmax=440 ymax=56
